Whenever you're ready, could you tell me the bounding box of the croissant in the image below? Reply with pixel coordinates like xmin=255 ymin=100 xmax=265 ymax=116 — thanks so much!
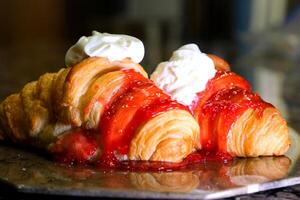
xmin=193 ymin=55 xmax=290 ymax=157
xmin=0 ymin=57 xmax=200 ymax=165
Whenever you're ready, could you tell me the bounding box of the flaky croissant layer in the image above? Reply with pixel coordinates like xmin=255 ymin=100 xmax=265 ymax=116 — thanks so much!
xmin=228 ymin=107 xmax=289 ymax=157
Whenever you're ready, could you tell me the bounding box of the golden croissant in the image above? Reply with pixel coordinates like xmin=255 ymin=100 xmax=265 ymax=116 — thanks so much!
xmin=192 ymin=55 xmax=290 ymax=157
xmin=0 ymin=57 xmax=200 ymax=165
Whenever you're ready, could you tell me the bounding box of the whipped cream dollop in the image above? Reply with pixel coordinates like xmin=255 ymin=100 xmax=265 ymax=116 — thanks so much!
xmin=65 ymin=31 xmax=145 ymax=66
xmin=150 ymin=44 xmax=216 ymax=106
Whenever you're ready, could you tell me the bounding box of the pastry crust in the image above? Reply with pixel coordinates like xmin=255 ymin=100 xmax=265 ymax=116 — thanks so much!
xmin=227 ymin=107 xmax=290 ymax=157
xmin=0 ymin=94 xmax=27 ymax=142
xmin=129 ymin=109 xmax=200 ymax=162
xmin=207 ymin=54 xmax=230 ymax=71
xmin=60 ymin=57 xmax=147 ymax=126
xmin=21 ymin=81 xmax=50 ymax=136
xmin=80 ymin=71 xmax=127 ymax=129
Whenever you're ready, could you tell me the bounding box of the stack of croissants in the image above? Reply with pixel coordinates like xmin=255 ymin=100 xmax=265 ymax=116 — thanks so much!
xmin=0 ymin=32 xmax=290 ymax=167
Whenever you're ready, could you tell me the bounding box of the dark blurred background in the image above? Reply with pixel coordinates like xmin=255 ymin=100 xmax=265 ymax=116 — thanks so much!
xmin=1 ymin=0 xmax=300 ymax=125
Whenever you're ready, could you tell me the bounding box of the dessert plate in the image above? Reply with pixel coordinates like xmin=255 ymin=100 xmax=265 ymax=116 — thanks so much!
xmin=0 ymin=128 xmax=299 ymax=200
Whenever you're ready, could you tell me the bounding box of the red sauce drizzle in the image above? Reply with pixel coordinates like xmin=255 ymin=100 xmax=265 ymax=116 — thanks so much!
xmin=192 ymin=71 xmax=251 ymax=112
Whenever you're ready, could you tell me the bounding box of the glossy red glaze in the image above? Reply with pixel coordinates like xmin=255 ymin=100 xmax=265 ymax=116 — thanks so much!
xmin=192 ymin=71 xmax=250 ymax=114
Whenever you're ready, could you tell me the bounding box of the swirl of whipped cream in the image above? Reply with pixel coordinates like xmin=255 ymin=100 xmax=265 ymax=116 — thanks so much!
xmin=65 ymin=31 xmax=145 ymax=66
xmin=150 ymin=44 xmax=216 ymax=107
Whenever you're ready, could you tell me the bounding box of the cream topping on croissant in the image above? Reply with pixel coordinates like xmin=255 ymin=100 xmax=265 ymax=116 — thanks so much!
xmin=65 ymin=31 xmax=145 ymax=66
xmin=151 ymin=44 xmax=216 ymax=107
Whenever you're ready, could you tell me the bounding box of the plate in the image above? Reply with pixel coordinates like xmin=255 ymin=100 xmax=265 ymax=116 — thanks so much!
xmin=0 ymin=128 xmax=299 ymax=199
